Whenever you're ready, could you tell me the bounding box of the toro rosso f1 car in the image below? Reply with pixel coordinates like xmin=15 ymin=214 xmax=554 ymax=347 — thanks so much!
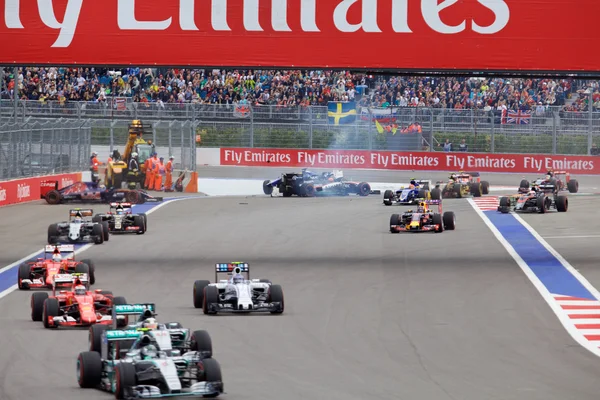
xmin=30 ymin=272 xmax=127 ymax=328
xmin=263 ymin=169 xmax=379 ymax=197
xmin=390 ymin=199 xmax=456 ymax=233
xmin=383 ymin=179 xmax=431 ymax=205
xmin=77 ymin=327 xmax=223 ymax=398
xmin=432 ymin=172 xmax=490 ymax=199
xmin=88 ymin=303 xmax=213 ymax=358
xmin=18 ymin=244 xmax=97 ymax=289
xmin=93 ymin=203 xmax=147 ymax=235
xmin=193 ymin=262 xmax=284 ymax=315
xmin=498 ymin=182 xmax=568 ymax=214
xmin=41 ymin=180 xmax=163 ymax=205
xmin=48 ymin=209 xmax=109 ymax=245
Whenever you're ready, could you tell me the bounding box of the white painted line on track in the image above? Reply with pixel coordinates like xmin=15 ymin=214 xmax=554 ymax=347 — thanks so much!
xmin=467 ymin=198 xmax=600 ymax=358
xmin=543 ymin=235 xmax=600 ymax=239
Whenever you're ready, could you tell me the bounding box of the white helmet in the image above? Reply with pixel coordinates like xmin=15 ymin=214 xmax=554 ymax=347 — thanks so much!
xmin=52 ymin=253 xmax=62 ymax=262
xmin=131 ymin=152 xmax=138 ymax=158
xmin=143 ymin=318 xmax=158 ymax=330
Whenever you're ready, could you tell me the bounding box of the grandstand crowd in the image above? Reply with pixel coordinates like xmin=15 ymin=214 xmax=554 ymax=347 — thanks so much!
xmin=0 ymin=66 xmax=593 ymax=112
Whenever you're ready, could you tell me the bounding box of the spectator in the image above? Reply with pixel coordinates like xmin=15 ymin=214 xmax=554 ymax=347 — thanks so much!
xmin=458 ymin=139 xmax=468 ymax=152
xmin=441 ymin=139 xmax=452 ymax=152
xmin=591 ymin=143 xmax=600 ymax=156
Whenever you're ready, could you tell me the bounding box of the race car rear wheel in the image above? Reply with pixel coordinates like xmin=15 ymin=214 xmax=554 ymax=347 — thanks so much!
xmin=125 ymin=190 xmax=140 ymax=204
xmin=47 ymin=223 xmax=60 ymax=245
xmin=469 ymin=183 xmax=482 ymax=197
xmin=45 ymin=190 xmax=62 ymax=205
xmin=443 ymin=211 xmax=456 ymax=230
xmin=115 ymin=362 xmax=137 ymax=399
xmin=81 ymin=259 xmax=96 ymax=285
xmin=203 ymin=286 xmax=219 ymax=315
xmin=567 ymin=179 xmax=579 ymax=193
xmin=102 ymin=221 xmax=110 ymax=241
xmin=383 ymin=190 xmax=394 ymax=206
xmin=357 ymin=182 xmax=371 ymax=196
xmin=481 ymin=181 xmax=490 ymax=195
xmin=200 ymin=358 xmax=223 ymax=392
xmin=537 ymin=194 xmax=547 ymax=213
xmin=92 ymin=214 xmax=103 ymax=224
xmin=556 ymin=196 xmax=568 ymax=212
xmin=389 ymin=214 xmax=400 ymax=233
xmin=134 ymin=215 xmax=145 ymax=234
xmin=519 ymin=180 xmax=530 ymax=190
xmin=43 ymin=298 xmax=60 ymax=329
xmin=75 ymin=263 xmax=91 ymax=279
xmin=89 ymin=324 xmax=109 ymax=353
xmin=432 ymin=213 xmax=444 ymax=233
xmin=193 ymin=280 xmax=210 ymax=309
xmin=18 ymin=262 xmax=31 ymax=290
xmin=268 ymin=284 xmax=284 ymax=314
xmin=498 ymin=197 xmax=511 ymax=213
xmin=112 ymin=296 xmax=128 ymax=327
xmin=92 ymin=224 xmax=104 ymax=244
xmin=31 ymin=292 xmax=48 ymax=321
xmin=430 ymin=188 xmax=442 ymax=200
xmin=263 ymin=180 xmax=273 ymax=195
xmin=191 ymin=330 xmax=213 ymax=358
xmin=77 ymin=351 xmax=102 ymax=388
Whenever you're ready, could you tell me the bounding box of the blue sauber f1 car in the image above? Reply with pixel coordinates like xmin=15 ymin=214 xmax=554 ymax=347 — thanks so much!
xmin=41 ymin=180 xmax=163 ymax=205
xmin=383 ymin=179 xmax=431 ymax=206
xmin=262 ymin=169 xmax=380 ymax=197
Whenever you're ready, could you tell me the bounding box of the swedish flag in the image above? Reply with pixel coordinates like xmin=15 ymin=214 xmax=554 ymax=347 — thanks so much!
xmin=327 ymin=101 xmax=357 ymax=125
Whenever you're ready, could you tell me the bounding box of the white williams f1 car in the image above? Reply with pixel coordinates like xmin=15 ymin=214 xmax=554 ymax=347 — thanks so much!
xmin=48 ymin=209 xmax=109 ymax=245
xmin=193 ymin=262 xmax=284 ymax=315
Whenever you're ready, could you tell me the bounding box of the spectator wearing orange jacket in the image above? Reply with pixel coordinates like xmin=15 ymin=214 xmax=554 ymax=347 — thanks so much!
xmin=154 ymin=157 xmax=166 ymax=191
xmin=164 ymin=156 xmax=174 ymax=192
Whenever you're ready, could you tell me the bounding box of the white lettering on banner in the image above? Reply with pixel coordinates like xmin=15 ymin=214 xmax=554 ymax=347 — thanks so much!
xmin=466 ymin=155 xmax=516 ymax=169
xmin=524 ymin=157 xmax=542 ymax=171
xmin=3 ymin=0 xmax=511 ymax=48
xmin=17 ymin=183 xmax=30 ymax=200
xmin=317 ymin=153 xmax=366 ymax=165
xmin=298 ymin=152 xmax=315 ymax=166
xmin=243 ymin=150 xmax=291 ymax=164
xmin=545 ymin=157 xmax=595 ymax=171
xmin=0 ymin=188 xmax=6 ymax=202
xmin=392 ymin=154 xmax=439 ymax=167
xmin=371 ymin=153 xmax=389 ymax=167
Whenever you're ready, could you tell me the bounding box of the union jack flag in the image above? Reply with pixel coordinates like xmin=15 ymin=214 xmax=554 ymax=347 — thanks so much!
xmin=501 ymin=109 xmax=532 ymax=124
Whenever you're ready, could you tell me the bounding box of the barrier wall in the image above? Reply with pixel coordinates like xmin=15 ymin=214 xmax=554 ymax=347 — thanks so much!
xmin=0 ymin=173 xmax=82 ymax=207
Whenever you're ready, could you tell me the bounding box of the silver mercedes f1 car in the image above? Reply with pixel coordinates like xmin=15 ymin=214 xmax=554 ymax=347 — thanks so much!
xmin=193 ymin=262 xmax=284 ymax=315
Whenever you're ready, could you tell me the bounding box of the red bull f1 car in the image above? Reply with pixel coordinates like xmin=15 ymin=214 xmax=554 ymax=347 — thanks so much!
xmin=30 ymin=272 xmax=126 ymax=329
xmin=18 ymin=244 xmax=97 ymax=289
xmin=390 ymin=199 xmax=456 ymax=233
xmin=263 ymin=169 xmax=379 ymax=197
xmin=41 ymin=180 xmax=163 ymax=205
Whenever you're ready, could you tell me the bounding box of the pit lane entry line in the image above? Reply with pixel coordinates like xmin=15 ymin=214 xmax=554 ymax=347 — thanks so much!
xmin=0 ymin=197 xmax=203 ymax=301
xmin=469 ymin=197 xmax=600 ymax=357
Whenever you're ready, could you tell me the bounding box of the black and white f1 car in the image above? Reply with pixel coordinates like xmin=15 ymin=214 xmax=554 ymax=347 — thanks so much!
xmin=92 ymin=203 xmax=147 ymax=234
xmin=262 ymin=169 xmax=380 ymax=197
xmin=48 ymin=209 xmax=109 ymax=245
xmin=193 ymin=262 xmax=284 ymax=315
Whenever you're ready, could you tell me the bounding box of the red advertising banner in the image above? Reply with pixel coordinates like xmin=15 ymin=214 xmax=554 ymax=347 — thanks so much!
xmin=0 ymin=173 xmax=81 ymax=207
xmin=220 ymin=148 xmax=600 ymax=174
xmin=0 ymin=0 xmax=599 ymax=72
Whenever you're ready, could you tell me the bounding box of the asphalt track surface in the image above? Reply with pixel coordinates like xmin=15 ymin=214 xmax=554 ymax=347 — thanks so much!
xmin=1 ymin=176 xmax=600 ymax=399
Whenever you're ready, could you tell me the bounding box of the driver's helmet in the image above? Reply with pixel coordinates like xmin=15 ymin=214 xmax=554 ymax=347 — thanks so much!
xmin=143 ymin=317 xmax=158 ymax=330
xmin=74 ymin=285 xmax=86 ymax=295
xmin=547 ymin=170 xmax=554 ymax=177
xmin=52 ymin=253 xmax=62 ymax=262
xmin=116 ymin=206 xmax=125 ymax=215
xmin=545 ymin=174 xmax=551 ymax=180
xmin=417 ymin=202 xmax=426 ymax=213
xmin=232 ymin=273 xmax=244 ymax=284
xmin=141 ymin=344 xmax=158 ymax=360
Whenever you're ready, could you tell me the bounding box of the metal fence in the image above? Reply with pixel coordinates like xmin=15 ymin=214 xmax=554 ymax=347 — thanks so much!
xmin=2 ymin=100 xmax=600 ymax=156
xmin=0 ymin=119 xmax=91 ymax=180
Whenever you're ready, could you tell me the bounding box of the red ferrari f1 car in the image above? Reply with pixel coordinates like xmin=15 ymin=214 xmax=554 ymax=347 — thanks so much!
xmin=30 ymin=273 xmax=127 ymax=329
xmin=18 ymin=245 xmax=97 ymax=288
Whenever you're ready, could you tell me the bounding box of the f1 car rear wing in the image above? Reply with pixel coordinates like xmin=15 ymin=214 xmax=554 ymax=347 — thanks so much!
xmin=52 ymin=273 xmax=88 ymax=293
xmin=109 ymin=202 xmax=133 ymax=209
xmin=424 ymin=199 xmax=443 ymax=213
xmin=69 ymin=208 xmax=93 ymax=217
xmin=111 ymin=303 xmax=156 ymax=327
xmin=44 ymin=244 xmax=75 ymax=260
xmin=215 ymin=262 xmax=250 ymax=281
xmin=104 ymin=329 xmax=144 ymax=341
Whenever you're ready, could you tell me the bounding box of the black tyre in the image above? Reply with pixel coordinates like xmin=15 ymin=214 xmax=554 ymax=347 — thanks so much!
xmin=430 ymin=188 xmax=442 ymax=200
xmin=357 ymin=182 xmax=371 ymax=196
xmin=481 ymin=181 xmax=490 ymax=195
xmin=125 ymin=190 xmax=140 ymax=204
xmin=92 ymin=214 xmax=103 ymax=224
xmin=45 ymin=190 xmax=62 ymax=205
xmin=134 ymin=215 xmax=145 ymax=234
xmin=18 ymin=262 xmax=31 ymax=290
xmin=469 ymin=182 xmax=482 ymax=197
xmin=92 ymin=224 xmax=104 ymax=244
xmin=453 ymin=184 xmax=462 ymax=198
xmin=31 ymin=292 xmax=48 ymax=321
xmin=139 ymin=213 xmax=148 ymax=230
xmin=263 ymin=180 xmax=273 ymax=195
xmin=89 ymin=324 xmax=109 ymax=353
xmin=190 ymin=330 xmax=213 ymax=358
xmin=499 ymin=197 xmax=511 ymax=213
xmin=567 ymin=179 xmax=579 ymax=193
xmin=112 ymin=296 xmax=128 ymax=327
xmin=81 ymin=259 xmax=96 ymax=285
xmin=47 ymin=223 xmax=60 ymax=244
xmin=383 ymin=190 xmax=393 ymax=205
xmin=102 ymin=221 xmax=110 ymax=241
xmin=556 ymin=195 xmax=568 ymax=212
xmin=536 ymin=194 xmax=547 ymax=213
xmin=390 ymin=214 xmax=400 ymax=233
xmin=193 ymin=280 xmax=210 ymax=309
xmin=268 ymin=284 xmax=284 ymax=314
xmin=417 ymin=189 xmax=430 ymax=200
xmin=77 ymin=351 xmax=103 ymax=388
xmin=43 ymin=298 xmax=60 ymax=329
xmin=203 ymin=286 xmax=219 ymax=315
xmin=75 ymin=263 xmax=90 ymax=279
xmin=443 ymin=211 xmax=456 ymax=230
xmin=519 ymin=179 xmax=529 ymax=189
xmin=115 ymin=362 xmax=137 ymax=399
xmin=201 ymin=357 xmax=223 ymax=393
xmin=432 ymin=213 xmax=444 ymax=233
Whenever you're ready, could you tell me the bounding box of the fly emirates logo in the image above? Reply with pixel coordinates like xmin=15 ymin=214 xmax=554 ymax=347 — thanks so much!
xmin=3 ymin=0 xmax=511 ymax=48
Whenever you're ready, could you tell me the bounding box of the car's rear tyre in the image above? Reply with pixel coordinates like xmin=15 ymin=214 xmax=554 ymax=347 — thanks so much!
xmin=47 ymin=223 xmax=60 ymax=244
xmin=89 ymin=324 xmax=109 ymax=353
xmin=75 ymin=263 xmax=91 ymax=280
xmin=469 ymin=182 xmax=482 ymax=197
xmin=556 ymin=196 xmax=568 ymax=212
xmin=481 ymin=181 xmax=490 ymax=195
xmin=77 ymin=351 xmax=103 ymax=388
xmin=125 ymin=190 xmax=140 ymax=204
xmin=537 ymin=194 xmax=547 ymax=213
xmin=432 ymin=213 xmax=444 ymax=233
xmin=519 ymin=179 xmax=530 ymax=189
xmin=190 ymin=330 xmax=213 ymax=358
xmin=268 ymin=284 xmax=284 ymax=314
xmin=92 ymin=224 xmax=104 ymax=244
xmin=102 ymin=221 xmax=110 ymax=241
xmin=134 ymin=215 xmax=145 ymax=234
xmin=115 ymin=362 xmax=137 ymax=399
xmin=92 ymin=214 xmax=103 ymax=224
xmin=45 ymin=190 xmax=62 ymax=205
xmin=357 ymin=182 xmax=371 ymax=196
xmin=498 ymin=197 xmax=511 ymax=213
xmin=417 ymin=189 xmax=430 ymax=200
xmin=80 ymin=259 xmax=96 ymax=285
xmin=567 ymin=179 xmax=579 ymax=193
xmin=18 ymin=262 xmax=31 ymax=290
xmin=31 ymin=292 xmax=48 ymax=321
xmin=203 ymin=286 xmax=219 ymax=315
xmin=139 ymin=213 xmax=148 ymax=230
xmin=443 ymin=211 xmax=456 ymax=230
xmin=193 ymin=280 xmax=210 ymax=309
xmin=430 ymin=188 xmax=442 ymax=200
xmin=43 ymin=298 xmax=60 ymax=329
xmin=389 ymin=214 xmax=400 ymax=233
xmin=200 ymin=357 xmax=223 ymax=394
xmin=263 ymin=180 xmax=273 ymax=195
